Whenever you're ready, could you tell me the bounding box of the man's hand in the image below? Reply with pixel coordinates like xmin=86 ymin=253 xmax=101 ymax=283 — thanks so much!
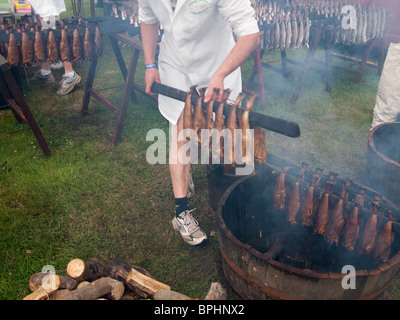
xmin=145 ymin=68 xmax=161 ymax=96
xmin=203 ymin=32 xmax=260 ymax=104
xmin=204 ymin=73 xmax=225 ymax=103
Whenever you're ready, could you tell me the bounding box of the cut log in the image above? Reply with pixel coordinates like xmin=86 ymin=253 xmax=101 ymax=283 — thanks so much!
xmin=49 ymin=277 xmax=124 ymax=300
xmin=204 ymin=282 xmax=227 ymax=300
xmin=66 ymin=258 xmax=107 ymax=281
xmin=153 ymin=289 xmax=193 ymax=300
xmin=126 ymin=268 xmax=171 ymax=296
xmin=23 ymin=274 xmax=60 ymax=300
xmin=106 ymin=259 xmax=153 ymax=298
xmin=29 ymin=273 xmax=78 ymax=291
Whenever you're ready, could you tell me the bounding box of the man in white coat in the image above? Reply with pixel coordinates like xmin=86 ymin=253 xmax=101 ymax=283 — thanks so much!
xmin=139 ymin=0 xmax=259 ymax=245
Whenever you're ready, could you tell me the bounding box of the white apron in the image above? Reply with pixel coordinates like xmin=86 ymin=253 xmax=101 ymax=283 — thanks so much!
xmin=138 ymin=0 xmax=259 ymax=124
xmin=29 ymin=0 xmax=66 ymax=17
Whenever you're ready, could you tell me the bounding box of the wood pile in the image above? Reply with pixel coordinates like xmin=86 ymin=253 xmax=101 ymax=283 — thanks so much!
xmin=23 ymin=258 xmax=227 ymax=300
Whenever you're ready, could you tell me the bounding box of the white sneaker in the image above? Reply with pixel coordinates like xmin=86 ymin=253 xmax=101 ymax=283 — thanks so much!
xmin=172 ymin=209 xmax=207 ymax=245
xmin=50 ymin=61 xmax=64 ymax=69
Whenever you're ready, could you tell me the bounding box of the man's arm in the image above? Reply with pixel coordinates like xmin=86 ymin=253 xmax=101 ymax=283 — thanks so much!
xmin=204 ymin=32 xmax=260 ymax=103
xmin=141 ymin=22 xmax=161 ymax=95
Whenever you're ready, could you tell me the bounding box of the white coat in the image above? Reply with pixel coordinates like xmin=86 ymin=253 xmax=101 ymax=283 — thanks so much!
xmin=138 ymin=0 xmax=259 ymax=124
xmin=29 ymin=0 xmax=66 ymax=18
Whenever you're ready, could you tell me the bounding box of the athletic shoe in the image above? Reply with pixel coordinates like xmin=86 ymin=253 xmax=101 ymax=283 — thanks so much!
xmin=30 ymin=70 xmax=55 ymax=83
xmin=172 ymin=209 xmax=207 ymax=245
xmin=56 ymin=73 xmax=81 ymax=95
xmin=187 ymin=172 xmax=195 ymax=198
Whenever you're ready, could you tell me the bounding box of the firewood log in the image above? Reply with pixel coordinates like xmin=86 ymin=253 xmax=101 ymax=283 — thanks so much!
xmin=49 ymin=277 xmax=124 ymax=300
xmin=29 ymin=273 xmax=78 ymax=291
xmin=126 ymin=268 xmax=171 ymax=296
xmin=23 ymin=274 xmax=60 ymax=300
xmin=66 ymin=258 xmax=107 ymax=281
xmin=153 ymin=289 xmax=193 ymax=300
xmin=106 ymin=259 xmax=152 ymax=298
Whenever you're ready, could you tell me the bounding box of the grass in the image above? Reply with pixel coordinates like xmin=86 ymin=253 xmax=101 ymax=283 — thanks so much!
xmin=1 ymin=3 xmax=400 ymax=300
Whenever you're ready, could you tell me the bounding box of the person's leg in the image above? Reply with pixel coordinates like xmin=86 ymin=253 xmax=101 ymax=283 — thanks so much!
xmin=170 ymin=113 xmax=207 ymax=245
xmin=169 ymin=113 xmax=191 ymax=200
xmin=30 ymin=61 xmax=55 ymax=82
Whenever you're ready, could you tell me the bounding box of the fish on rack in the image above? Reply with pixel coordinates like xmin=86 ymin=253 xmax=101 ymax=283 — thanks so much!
xmin=34 ymin=22 xmax=45 ymax=62
xmin=239 ymin=94 xmax=256 ymax=166
xmin=59 ymin=20 xmax=71 ymax=62
xmin=47 ymin=28 xmax=59 ymax=64
xmin=342 ymin=205 xmax=360 ymax=251
xmin=84 ymin=22 xmax=93 ymax=61
xmin=324 ymin=184 xmax=347 ymax=245
xmin=193 ymin=88 xmax=206 ymax=144
xmin=313 ymin=181 xmax=333 ymax=236
xmin=358 ymin=203 xmax=379 ymax=255
xmin=7 ymin=28 xmax=19 ymax=66
xmin=286 ymin=174 xmax=302 ymax=225
xmin=273 ymin=165 xmax=291 ymax=211
xmin=21 ymin=24 xmax=33 ymax=66
xmin=372 ymin=211 xmax=394 ymax=263
xmin=183 ymin=86 xmax=195 ymax=140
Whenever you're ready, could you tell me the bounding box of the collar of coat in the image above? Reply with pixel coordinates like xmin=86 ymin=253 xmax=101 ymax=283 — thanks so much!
xmin=160 ymin=0 xmax=187 ymax=16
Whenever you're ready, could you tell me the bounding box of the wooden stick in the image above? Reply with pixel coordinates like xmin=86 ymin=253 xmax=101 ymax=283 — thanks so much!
xmin=126 ymin=268 xmax=171 ymax=296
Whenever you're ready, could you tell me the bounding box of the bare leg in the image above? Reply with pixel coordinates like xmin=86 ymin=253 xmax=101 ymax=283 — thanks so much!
xmin=63 ymin=61 xmax=74 ymax=74
xmin=41 ymin=61 xmax=51 ymax=71
xmin=169 ymin=112 xmax=191 ymax=198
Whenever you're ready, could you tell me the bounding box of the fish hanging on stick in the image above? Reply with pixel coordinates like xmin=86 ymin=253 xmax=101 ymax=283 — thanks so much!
xmin=372 ymin=211 xmax=394 ymax=262
xmin=313 ymin=181 xmax=333 ymax=235
xmin=34 ymin=22 xmax=45 ymax=62
xmin=60 ymin=20 xmax=71 ymax=62
xmin=273 ymin=165 xmax=291 ymax=211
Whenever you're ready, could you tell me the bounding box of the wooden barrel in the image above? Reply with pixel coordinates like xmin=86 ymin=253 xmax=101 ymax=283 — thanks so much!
xmin=367 ymin=122 xmax=400 ymax=208
xmin=216 ymin=167 xmax=400 ymax=300
xmin=206 ymin=164 xmax=251 ymax=211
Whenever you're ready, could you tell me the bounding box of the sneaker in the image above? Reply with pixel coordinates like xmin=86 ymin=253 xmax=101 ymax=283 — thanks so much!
xmin=56 ymin=73 xmax=81 ymax=95
xmin=172 ymin=209 xmax=207 ymax=245
xmin=30 ymin=70 xmax=55 ymax=83
xmin=187 ymin=172 xmax=195 ymax=198
xmin=50 ymin=61 xmax=64 ymax=70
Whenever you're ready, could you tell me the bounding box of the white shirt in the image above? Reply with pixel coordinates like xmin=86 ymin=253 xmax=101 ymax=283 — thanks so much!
xmin=138 ymin=0 xmax=259 ymax=124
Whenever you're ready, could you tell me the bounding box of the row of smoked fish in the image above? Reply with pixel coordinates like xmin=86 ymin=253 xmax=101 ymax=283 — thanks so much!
xmin=251 ymin=0 xmax=387 ymax=50
xmin=109 ymin=1 xmax=139 ymax=26
xmin=272 ymin=163 xmax=395 ymax=263
xmin=182 ymin=87 xmax=267 ymax=172
xmin=0 ymin=16 xmax=102 ymax=67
